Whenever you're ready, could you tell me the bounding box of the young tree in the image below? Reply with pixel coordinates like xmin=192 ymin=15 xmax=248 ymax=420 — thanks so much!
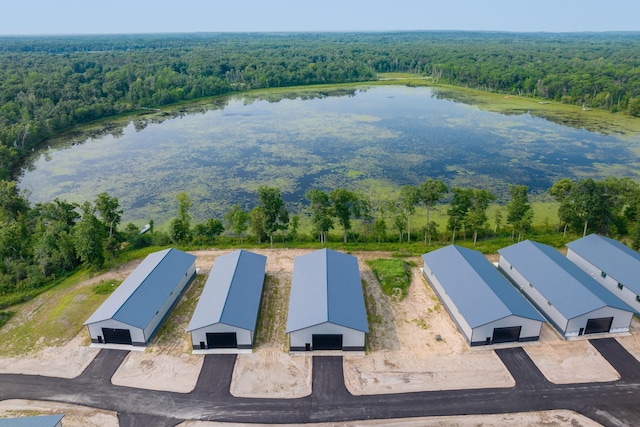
xmin=373 ymin=218 xmax=387 ymax=244
xmin=466 ymin=189 xmax=496 ymax=246
xmin=169 ymin=192 xmax=193 ymax=244
xmin=94 ymin=192 xmax=123 ymax=241
xmin=329 ymin=188 xmax=361 ymax=244
xmin=257 ymin=186 xmax=289 ymax=246
xmin=248 ymin=206 xmax=267 ymax=244
xmin=418 ymin=179 xmax=448 ymax=245
xmin=393 ymin=211 xmax=407 ymax=242
xmin=399 ymin=185 xmax=420 ymax=242
xmin=73 ymin=202 xmax=105 ymax=268
xmin=548 ymin=178 xmax=575 ymax=235
xmin=447 ymin=187 xmax=472 ymax=244
xmin=306 ymin=189 xmax=333 ymax=245
xmin=224 ymin=204 xmax=248 ymax=243
xmin=506 ymin=185 xmax=533 ymax=241
xmin=288 ymin=214 xmax=300 ymax=242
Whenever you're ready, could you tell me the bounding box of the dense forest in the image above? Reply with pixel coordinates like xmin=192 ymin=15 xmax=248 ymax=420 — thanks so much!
xmin=1 ymin=32 xmax=640 ymax=179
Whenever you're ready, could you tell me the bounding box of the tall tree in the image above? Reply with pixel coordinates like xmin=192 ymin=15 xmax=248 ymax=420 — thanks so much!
xmin=506 ymin=185 xmax=533 ymax=241
xmin=94 ymin=192 xmax=123 ymax=240
xmin=224 ymin=204 xmax=248 ymax=244
xmin=248 ymin=206 xmax=267 ymax=244
xmin=169 ymin=192 xmax=192 ymax=244
xmin=548 ymin=178 xmax=575 ymax=236
xmin=73 ymin=202 xmax=105 ymax=268
xmin=257 ymin=186 xmax=289 ymax=246
xmin=447 ymin=188 xmax=472 ymax=244
xmin=418 ymin=179 xmax=448 ymax=245
xmin=306 ymin=189 xmax=334 ymax=246
xmin=399 ymin=185 xmax=420 ymax=242
xmin=329 ymin=188 xmax=361 ymax=244
xmin=466 ymin=189 xmax=496 ymax=246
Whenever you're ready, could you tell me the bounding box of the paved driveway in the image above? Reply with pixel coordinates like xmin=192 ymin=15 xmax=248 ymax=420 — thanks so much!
xmin=1 ymin=338 xmax=639 ymax=426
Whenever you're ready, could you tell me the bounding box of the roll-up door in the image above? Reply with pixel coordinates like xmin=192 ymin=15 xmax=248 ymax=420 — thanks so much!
xmin=312 ymin=334 xmax=343 ymax=350
xmin=491 ymin=326 xmax=522 ymax=344
xmin=206 ymin=332 xmax=238 ymax=349
xmin=585 ymin=317 xmax=613 ymax=334
xmin=102 ymin=328 xmax=133 ymax=345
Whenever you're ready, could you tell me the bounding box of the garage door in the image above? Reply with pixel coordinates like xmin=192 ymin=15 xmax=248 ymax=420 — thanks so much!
xmin=312 ymin=334 xmax=343 ymax=350
xmin=102 ymin=328 xmax=132 ymax=345
xmin=492 ymin=326 xmax=522 ymax=344
xmin=206 ymin=332 xmax=237 ymax=349
xmin=585 ymin=317 xmax=613 ymax=334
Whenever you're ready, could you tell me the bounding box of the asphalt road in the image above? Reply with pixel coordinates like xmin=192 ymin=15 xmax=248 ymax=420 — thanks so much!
xmin=1 ymin=338 xmax=639 ymax=426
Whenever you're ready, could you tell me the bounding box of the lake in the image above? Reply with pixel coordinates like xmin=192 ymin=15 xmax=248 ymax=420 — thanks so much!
xmin=18 ymin=85 xmax=640 ymax=225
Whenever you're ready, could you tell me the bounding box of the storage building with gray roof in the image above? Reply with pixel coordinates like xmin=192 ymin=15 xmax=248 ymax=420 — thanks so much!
xmin=0 ymin=415 xmax=64 ymax=427
xmin=566 ymin=234 xmax=640 ymax=313
xmin=498 ymin=240 xmax=634 ymax=338
xmin=422 ymin=245 xmax=545 ymax=346
xmin=187 ymin=249 xmax=267 ymax=352
xmin=286 ymin=249 xmax=368 ymax=351
xmin=84 ymin=248 xmax=196 ymax=347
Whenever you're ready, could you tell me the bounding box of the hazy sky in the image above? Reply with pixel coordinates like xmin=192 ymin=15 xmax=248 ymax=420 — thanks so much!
xmin=1 ymin=0 xmax=638 ymax=35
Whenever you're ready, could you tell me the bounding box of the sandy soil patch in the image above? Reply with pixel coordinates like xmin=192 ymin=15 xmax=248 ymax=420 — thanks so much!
xmin=111 ymin=351 xmax=203 ymax=393
xmin=229 ymin=248 xmax=313 ymax=398
xmin=344 ymin=258 xmax=514 ymax=394
xmin=177 ymin=409 xmax=602 ymax=426
xmin=231 ymin=349 xmax=311 ymax=398
xmin=0 ymin=334 xmax=98 ymax=378
xmin=524 ymin=324 xmax=620 ymax=384
xmin=0 ymin=399 xmax=118 ymax=427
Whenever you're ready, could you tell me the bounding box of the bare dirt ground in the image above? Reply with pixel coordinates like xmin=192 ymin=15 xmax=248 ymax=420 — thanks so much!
xmin=344 ymin=256 xmax=514 ymax=394
xmin=524 ymin=323 xmax=620 ymax=384
xmin=0 ymin=399 xmax=118 ymax=426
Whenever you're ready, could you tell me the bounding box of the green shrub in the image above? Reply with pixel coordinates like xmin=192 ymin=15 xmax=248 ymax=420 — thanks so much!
xmin=366 ymin=258 xmax=411 ymax=300
xmin=93 ymin=280 xmax=121 ymax=295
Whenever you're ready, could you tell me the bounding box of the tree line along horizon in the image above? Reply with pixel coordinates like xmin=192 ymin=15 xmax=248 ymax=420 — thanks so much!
xmin=1 ymin=32 xmax=640 ymax=181
xmin=2 ymin=175 xmax=640 ymax=306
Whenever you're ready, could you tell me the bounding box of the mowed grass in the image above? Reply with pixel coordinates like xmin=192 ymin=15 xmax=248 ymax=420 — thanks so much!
xmin=366 ymin=258 xmax=412 ymax=300
xmin=0 ymin=269 xmax=120 ymax=356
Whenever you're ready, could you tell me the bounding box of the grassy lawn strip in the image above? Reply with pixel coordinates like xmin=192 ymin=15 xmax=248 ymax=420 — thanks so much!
xmin=366 ymin=258 xmax=411 ymax=300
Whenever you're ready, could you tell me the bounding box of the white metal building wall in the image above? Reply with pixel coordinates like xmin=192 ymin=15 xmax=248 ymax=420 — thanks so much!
xmin=189 ymin=323 xmax=253 ymax=348
xmin=498 ymin=255 xmax=570 ymax=335
xmin=87 ymin=319 xmax=145 ymax=345
xmin=289 ymin=322 xmax=365 ymax=350
xmin=567 ymin=249 xmax=640 ymax=312
xmin=470 ymin=315 xmax=542 ymax=344
xmin=422 ymin=267 xmax=473 ymax=343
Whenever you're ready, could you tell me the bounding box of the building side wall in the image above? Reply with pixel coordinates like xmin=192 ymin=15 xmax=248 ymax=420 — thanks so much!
xmin=498 ymin=255 xmax=570 ymax=336
xmin=422 ymin=267 xmax=473 ymax=344
xmin=566 ymin=306 xmax=633 ymax=336
xmin=190 ymin=324 xmax=253 ymax=349
xmin=567 ymin=249 xmax=640 ymax=312
xmin=470 ymin=315 xmax=542 ymax=345
xmin=289 ymin=323 xmax=365 ymax=351
xmin=142 ymin=264 xmax=196 ymax=344
xmin=87 ymin=319 xmax=145 ymax=346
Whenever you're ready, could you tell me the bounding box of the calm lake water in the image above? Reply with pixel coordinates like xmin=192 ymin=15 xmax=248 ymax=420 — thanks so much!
xmin=18 ymin=86 xmax=640 ymax=225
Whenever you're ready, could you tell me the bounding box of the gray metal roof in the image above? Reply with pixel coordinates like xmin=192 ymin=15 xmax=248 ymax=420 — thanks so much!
xmin=0 ymin=415 xmax=64 ymax=427
xmin=498 ymin=240 xmax=634 ymax=319
xmin=566 ymin=234 xmax=640 ymax=294
xmin=187 ymin=249 xmax=266 ymax=332
xmin=85 ymin=248 xmax=196 ymax=329
xmin=422 ymin=245 xmax=545 ymax=328
xmin=286 ymin=249 xmax=368 ymax=333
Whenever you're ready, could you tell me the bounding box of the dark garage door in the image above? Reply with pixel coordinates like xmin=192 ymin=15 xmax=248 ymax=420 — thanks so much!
xmin=492 ymin=326 xmax=522 ymax=344
xmin=312 ymin=334 xmax=343 ymax=350
xmin=206 ymin=332 xmax=237 ymax=349
xmin=102 ymin=328 xmax=132 ymax=345
xmin=585 ymin=317 xmax=613 ymax=334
